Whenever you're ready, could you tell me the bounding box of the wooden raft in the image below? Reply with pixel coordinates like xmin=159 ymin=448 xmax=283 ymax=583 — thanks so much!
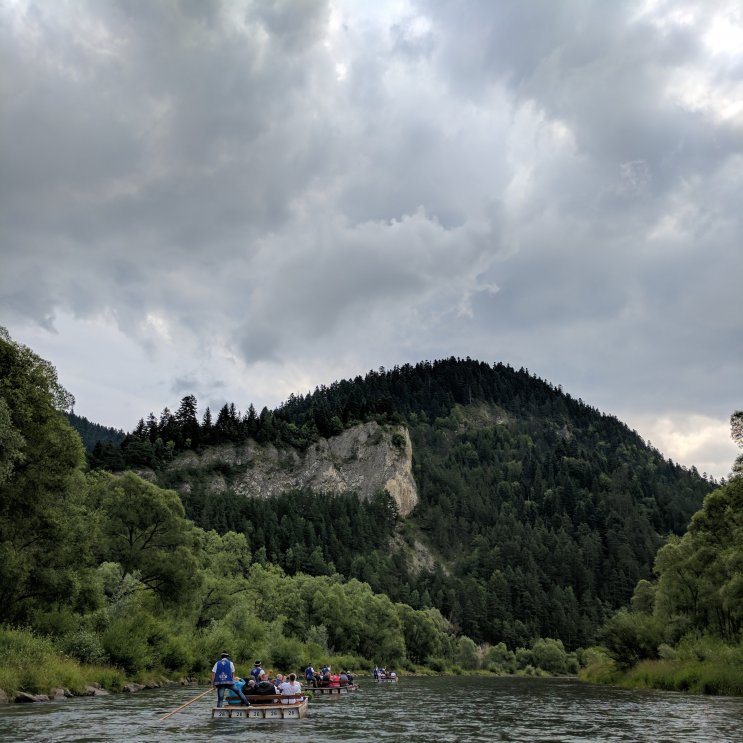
xmin=212 ymin=693 xmax=309 ymax=719
xmin=312 ymin=683 xmax=359 ymax=696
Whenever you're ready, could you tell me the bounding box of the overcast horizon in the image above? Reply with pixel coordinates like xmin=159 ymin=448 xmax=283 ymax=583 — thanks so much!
xmin=2 ymin=0 xmax=741 ymax=480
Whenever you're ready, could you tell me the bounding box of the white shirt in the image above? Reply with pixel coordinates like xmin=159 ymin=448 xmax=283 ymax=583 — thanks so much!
xmin=278 ymin=680 xmax=302 ymax=704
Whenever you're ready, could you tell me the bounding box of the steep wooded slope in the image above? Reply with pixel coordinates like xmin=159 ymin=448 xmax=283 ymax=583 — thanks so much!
xmin=113 ymin=359 xmax=712 ymax=649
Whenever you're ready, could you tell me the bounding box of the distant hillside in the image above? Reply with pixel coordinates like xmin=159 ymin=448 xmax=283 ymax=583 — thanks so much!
xmin=66 ymin=412 xmax=125 ymax=452
xmin=97 ymin=358 xmax=714 ymax=649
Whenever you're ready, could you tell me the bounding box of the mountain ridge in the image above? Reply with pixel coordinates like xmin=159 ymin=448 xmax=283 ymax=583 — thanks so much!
xmin=73 ymin=357 xmax=714 ymax=649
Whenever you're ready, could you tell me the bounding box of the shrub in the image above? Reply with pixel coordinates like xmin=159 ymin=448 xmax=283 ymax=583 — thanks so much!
xmin=531 ymin=638 xmax=568 ymax=675
xmin=101 ymin=614 xmax=155 ymax=674
xmin=455 ymin=636 xmax=479 ymax=669
xmin=58 ymin=629 xmax=108 ymax=665
xmin=599 ymin=609 xmax=664 ymax=669
xmin=426 ymin=656 xmax=446 ymax=672
xmin=269 ymin=636 xmax=305 ymax=673
xmin=159 ymin=634 xmax=195 ymax=673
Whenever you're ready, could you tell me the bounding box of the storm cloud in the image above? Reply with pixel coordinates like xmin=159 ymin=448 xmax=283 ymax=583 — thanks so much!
xmin=2 ymin=0 xmax=741 ymax=478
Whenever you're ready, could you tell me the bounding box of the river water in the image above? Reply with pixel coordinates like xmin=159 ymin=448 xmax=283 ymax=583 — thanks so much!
xmin=1 ymin=676 xmax=741 ymax=743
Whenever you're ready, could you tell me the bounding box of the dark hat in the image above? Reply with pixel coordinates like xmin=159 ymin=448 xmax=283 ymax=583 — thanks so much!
xmin=255 ymin=660 xmax=261 ymax=665
xmin=221 ymin=651 xmax=230 ymax=657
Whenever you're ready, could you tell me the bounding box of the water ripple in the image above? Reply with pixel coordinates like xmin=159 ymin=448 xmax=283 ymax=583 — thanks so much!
xmin=0 ymin=676 xmax=741 ymax=742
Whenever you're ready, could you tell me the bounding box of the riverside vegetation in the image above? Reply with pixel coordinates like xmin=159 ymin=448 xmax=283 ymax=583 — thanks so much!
xmin=0 ymin=327 xmax=740 ymax=700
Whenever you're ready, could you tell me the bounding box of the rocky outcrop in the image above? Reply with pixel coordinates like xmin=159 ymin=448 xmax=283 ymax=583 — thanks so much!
xmin=168 ymin=421 xmax=418 ymax=516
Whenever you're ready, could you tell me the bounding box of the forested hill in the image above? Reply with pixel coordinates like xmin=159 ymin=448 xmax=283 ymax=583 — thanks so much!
xmin=84 ymin=358 xmax=714 ymax=650
xmin=66 ymin=412 xmax=125 ymax=451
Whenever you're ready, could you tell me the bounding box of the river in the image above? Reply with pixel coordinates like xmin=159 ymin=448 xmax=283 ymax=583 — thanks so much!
xmin=1 ymin=676 xmax=741 ymax=742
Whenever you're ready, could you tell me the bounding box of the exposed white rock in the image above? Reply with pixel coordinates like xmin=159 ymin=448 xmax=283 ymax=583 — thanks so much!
xmin=168 ymin=421 xmax=418 ymax=516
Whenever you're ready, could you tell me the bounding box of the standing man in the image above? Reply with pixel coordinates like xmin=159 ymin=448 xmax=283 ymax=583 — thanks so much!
xmin=249 ymin=660 xmax=265 ymax=682
xmin=211 ymin=651 xmax=249 ymax=708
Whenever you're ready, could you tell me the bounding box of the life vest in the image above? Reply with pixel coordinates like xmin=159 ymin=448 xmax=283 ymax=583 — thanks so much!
xmin=249 ymin=666 xmax=264 ymax=680
xmin=214 ymin=658 xmax=234 ymax=686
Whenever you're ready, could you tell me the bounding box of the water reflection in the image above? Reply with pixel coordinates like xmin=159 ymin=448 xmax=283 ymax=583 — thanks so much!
xmin=0 ymin=676 xmax=741 ymax=742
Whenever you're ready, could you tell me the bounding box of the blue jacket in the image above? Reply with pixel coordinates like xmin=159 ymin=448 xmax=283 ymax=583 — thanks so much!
xmin=214 ymin=658 xmax=234 ymax=686
xmin=226 ymin=678 xmax=246 ymax=705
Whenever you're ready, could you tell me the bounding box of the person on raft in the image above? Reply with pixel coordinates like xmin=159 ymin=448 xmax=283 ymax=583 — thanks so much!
xmin=211 ymin=651 xmax=249 ymax=708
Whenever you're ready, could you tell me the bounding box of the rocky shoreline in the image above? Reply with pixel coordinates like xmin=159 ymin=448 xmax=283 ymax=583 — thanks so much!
xmin=0 ymin=678 xmax=192 ymax=704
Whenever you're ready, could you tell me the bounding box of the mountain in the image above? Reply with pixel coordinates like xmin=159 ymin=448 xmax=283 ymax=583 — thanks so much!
xmin=66 ymin=411 xmax=125 ymax=451
xmin=102 ymin=358 xmax=714 ymax=649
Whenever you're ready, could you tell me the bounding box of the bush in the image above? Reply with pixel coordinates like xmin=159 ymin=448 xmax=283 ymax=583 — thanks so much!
xmin=599 ymin=609 xmax=664 ymax=669
xmin=159 ymin=634 xmax=194 ymax=673
xmin=426 ymin=656 xmax=447 ymax=672
xmin=455 ymin=636 xmax=479 ymax=669
xmin=531 ymin=638 xmax=568 ymax=675
xmin=0 ymin=627 xmax=126 ymax=697
xmin=58 ymin=629 xmax=108 ymax=665
xmin=269 ymin=636 xmax=305 ymax=673
xmin=101 ymin=614 xmax=156 ymax=674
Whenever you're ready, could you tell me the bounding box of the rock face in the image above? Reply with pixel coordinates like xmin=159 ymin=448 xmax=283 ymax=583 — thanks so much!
xmin=169 ymin=421 xmax=418 ymax=516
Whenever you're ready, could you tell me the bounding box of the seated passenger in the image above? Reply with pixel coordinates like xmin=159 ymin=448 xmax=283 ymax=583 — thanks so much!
xmin=251 ymin=673 xmax=278 ymax=704
xmin=339 ymin=671 xmax=349 ymax=686
xmin=225 ymin=677 xmax=247 ymax=705
xmin=278 ymin=673 xmax=302 ymax=704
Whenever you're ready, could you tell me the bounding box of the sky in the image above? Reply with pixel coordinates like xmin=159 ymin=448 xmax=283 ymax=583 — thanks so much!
xmin=2 ymin=0 xmax=741 ymax=480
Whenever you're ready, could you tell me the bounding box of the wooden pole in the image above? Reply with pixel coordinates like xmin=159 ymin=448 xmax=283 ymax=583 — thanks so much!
xmin=159 ymin=687 xmax=213 ymax=721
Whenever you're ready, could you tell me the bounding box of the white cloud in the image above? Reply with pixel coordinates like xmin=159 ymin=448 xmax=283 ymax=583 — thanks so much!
xmin=1 ymin=0 xmax=741 ymax=479
xmin=625 ymin=412 xmax=739 ymax=481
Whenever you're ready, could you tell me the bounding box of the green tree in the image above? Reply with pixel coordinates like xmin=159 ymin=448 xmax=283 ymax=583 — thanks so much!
xmin=598 ymin=608 xmax=664 ymax=669
xmin=89 ymin=471 xmax=201 ymax=603
xmin=731 ymin=410 xmax=743 ymax=478
xmin=0 ymin=328 xmax=91 ymax=623
xmin=531 ymin=637 xmax=568 ymax=674
xmin=175 ymin=394 xmax=200 ymax=449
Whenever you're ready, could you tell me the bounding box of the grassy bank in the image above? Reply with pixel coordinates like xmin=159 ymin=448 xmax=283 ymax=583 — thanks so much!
xmin=0 ymin=627 xmax=127 ymax=698
xmin=580 ymin=647 xmax=743 ymax=696
xmin=0 ymin=626 xmax=371 ymax=700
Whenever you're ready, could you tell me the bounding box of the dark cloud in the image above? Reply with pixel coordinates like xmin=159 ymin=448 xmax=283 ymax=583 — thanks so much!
xmin=1 ymin=0 xmax=741 ymax=477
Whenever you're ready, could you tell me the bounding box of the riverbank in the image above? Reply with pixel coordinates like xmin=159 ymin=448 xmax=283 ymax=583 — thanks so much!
xmin=580 ymin=654 xmax=743 ymax=696
xmin=0 ymin=627 xmax=179 ymax=704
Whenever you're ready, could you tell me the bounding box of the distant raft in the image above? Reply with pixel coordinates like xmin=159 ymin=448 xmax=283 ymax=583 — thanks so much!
xmin=212 ymin=694 xmax=309 ymax=719
xmin=312 ymin=683 xmax=359 ymax=697
xmin=375 ymin=674 xmax=398 ymax=683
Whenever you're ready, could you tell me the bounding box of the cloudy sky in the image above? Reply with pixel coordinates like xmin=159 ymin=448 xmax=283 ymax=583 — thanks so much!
xmin=2 ymin=0 xmax=741 ymax=479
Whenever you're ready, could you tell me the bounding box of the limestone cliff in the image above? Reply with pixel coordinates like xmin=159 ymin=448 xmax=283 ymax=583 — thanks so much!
xmin=167 ymin=421 xmax=418 ymax=516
